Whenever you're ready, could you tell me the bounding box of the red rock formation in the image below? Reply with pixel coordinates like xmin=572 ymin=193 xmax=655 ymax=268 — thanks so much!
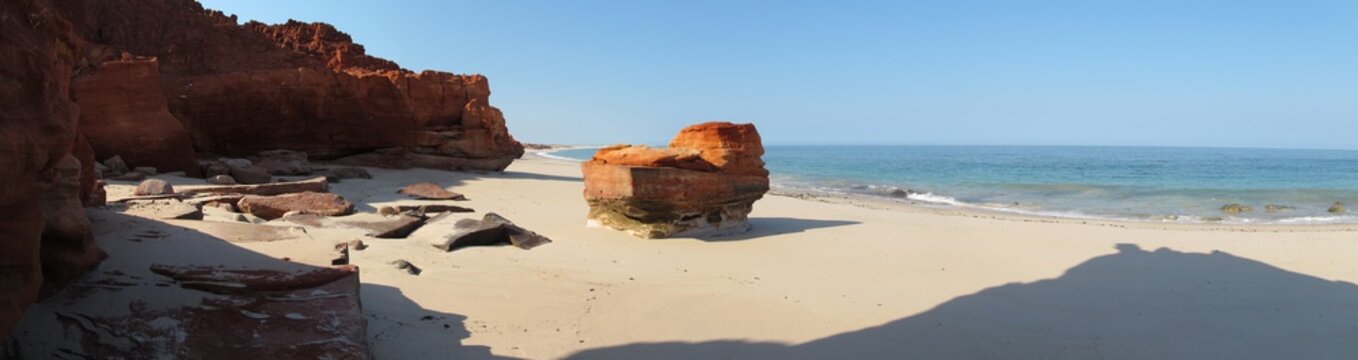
xmin=582 ymin=122 xmax=770 ymax=238
xmin=0 ymin=0 xmax=105 ymax=338
xmin=80 ymin=0 xmax=524 ymax=170
xmin=72 ymin=54 xmax=202 ymax=175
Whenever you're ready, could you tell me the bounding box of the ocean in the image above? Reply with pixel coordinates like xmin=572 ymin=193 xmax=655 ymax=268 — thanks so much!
xmin=546 ymin=145 xmax=1358 ymax=224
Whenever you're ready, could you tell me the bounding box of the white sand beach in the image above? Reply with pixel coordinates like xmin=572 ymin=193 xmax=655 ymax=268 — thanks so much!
xmin=11 ymin=152 xmax=1354 ymax=359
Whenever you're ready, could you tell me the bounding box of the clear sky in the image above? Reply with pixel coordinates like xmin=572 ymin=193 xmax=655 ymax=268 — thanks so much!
xmin=200 ymin=0 xmax=1358 ymax=149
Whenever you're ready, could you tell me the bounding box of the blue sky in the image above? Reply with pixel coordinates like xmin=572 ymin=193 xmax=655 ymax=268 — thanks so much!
xmin=201 ymin=0 xmax=1358 ymax=149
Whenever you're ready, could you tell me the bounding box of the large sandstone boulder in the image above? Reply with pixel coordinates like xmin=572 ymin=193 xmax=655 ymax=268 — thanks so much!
xmin=582 ymin=122 xmax=769 ymax=238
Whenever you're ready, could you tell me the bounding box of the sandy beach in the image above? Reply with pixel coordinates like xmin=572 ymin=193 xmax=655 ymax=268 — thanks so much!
xmin=10 ymin=152 xmax=1355 ymax=359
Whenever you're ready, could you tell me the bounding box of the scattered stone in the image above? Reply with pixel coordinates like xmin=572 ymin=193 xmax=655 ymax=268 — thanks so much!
xmin=332 ymin=243 xmax=350 ymax=265
xmin=1264 ymin=204 xmax=1295 ymax=213
xmin=103 ymin=155 xmax=130 ymax=175
xmin=133 ymin=166 xmax=158 ymax=176
xmin=347 ymin=239 xmax=367 ymax=251
xmin=398 ymin=182 xmax=466 ymax=200
xmin=583 ymin=122 xmax=768 ymax=238
xmin=201 ymin=160 xmax=231 ymax=177
xmin=1220 ymin=204 xmax=1253 ymax=214
xmin=415 ymin=212 xmax=552 ymax=251
xmin=133 ymin=179 xmax=175 ymax=196
xmin=181 ymin=176 xmax=329 ymax=196
xmin=237 ymin=192 xmax=354 ymax=220
xmin=206 ymin=175 xmax=236 ymax=185
xmin=1329 ymin=202 xmax=1346 ymax=214
xmin=325 ymin=167 xmax=372 ymax=182
xmin=377 ymin=206 xmax=400 ymax=216
xmin=251 ymin=149 xmax=311 ymax=175
xmin=389 ymin=259 xmax=421 ymax=275
xmin=219 ymin=158 xmax=253 ymax=169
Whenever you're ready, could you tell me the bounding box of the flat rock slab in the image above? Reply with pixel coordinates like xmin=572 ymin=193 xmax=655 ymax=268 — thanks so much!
xmin=189 ymin=220 xmax=309 ymax=243
xmin=385 ymin=204 xmax=476 ymax=215
xmin=278 ymin=212 xmax=426 ymax=238
xmin=123 ymin=200 xmax=202 ymax=220
xmin=398 ymin=182 xmax=466 ymax=200
xmin=64 ymin=265 xmax=368 ymax=359
xmin=179 ymin=176 xmax=329 ymax=196
xmin=238 ymin=192 xmax=354 ymax=220
xmin=414 ymin=212 xmax=552 ymax=251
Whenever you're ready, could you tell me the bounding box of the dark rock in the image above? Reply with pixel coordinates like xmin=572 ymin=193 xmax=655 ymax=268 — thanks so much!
xmin=325 ymin=167 xmax=372 ymax=182
xmin=207 ymin=175 xmax=236 ymax=185
xmin=416 ymin=212 xmax=551 ymax=251
xmin=331 ymin=243 xmax=350 ymax=265
xmin=133 ymin=166 xmax=158 ymax=176
xmin=889 ymin=189 xmax=910 ymax=198
xmin=202 ymin=161 xmax=231 ymax=177
xmin=1220 ymin=204 xmax=1253 ymax=214
xmin=389 ymin=260 xmax=421 ymax=275
xmin=1329 ymin=202 xmax=1346 ymax=214
xmin=1264 ymin=204 xmax=1295 ymax=213
xmin=103 ymin=155 xmax=131 ymax=175
xmin=251 ymin=149 xmax=311 ymax=175
xmin=398 ymin=182 xmax=466 ymax=200
xmin=395 ymin=204 xmax=475 ymax=214
xmin=229 ymin=165 xmax=273 ymax=185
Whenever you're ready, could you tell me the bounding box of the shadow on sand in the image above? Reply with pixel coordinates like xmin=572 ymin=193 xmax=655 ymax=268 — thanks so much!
xmin=697 ymin=217 xmax=860 ymax=242
xmin=566 ymin=244 xmax=1358 ymax=359
xmin=4 ymin=210 xmax=504 ymax=359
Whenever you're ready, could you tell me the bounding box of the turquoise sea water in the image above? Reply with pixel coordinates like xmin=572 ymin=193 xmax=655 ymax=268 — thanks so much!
xmin=547 ymin=146 xmax=1358 ymax=224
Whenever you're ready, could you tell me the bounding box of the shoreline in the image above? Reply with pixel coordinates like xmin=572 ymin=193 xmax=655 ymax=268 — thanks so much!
xmin=18 ymin=154 xmax=1358 ymax=359
xmin=529 ymin=150 xmax=1358 ymax=233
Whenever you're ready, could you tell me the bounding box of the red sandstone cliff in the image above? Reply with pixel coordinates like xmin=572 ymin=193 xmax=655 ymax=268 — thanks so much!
xmin=0 ymin=0 xmax=107 ymax=339
xmin=1 ymin=0 xmax=527 ymax=339
xmin=76 ymin=0 xmax=523 ymax=172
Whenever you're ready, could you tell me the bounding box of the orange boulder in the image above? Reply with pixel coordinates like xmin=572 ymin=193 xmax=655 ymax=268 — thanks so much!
xmin=582 ymin=122 xmax=769 ymax=238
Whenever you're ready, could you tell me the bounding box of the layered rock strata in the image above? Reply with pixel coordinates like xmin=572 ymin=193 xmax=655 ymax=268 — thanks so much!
xmin=79 ymin=1 xmax=524 ymax=171
xmin=582 ymin=122 xmax=769 ymax=238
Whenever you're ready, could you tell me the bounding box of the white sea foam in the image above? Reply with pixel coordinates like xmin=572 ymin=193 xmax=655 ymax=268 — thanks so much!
xmin=904 ymin=192 xmax=966 ymax=206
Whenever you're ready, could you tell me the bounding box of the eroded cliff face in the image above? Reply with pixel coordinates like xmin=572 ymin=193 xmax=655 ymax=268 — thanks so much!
xmin=2 ymin=0 xmax=526 ymax=339
xmin=78 ymin=0 xmax=523 ymax=170
xmin=72 ymin=53 xmax=202 ymax=176
xmin=0 ymin=0 xmax=106 ymax=339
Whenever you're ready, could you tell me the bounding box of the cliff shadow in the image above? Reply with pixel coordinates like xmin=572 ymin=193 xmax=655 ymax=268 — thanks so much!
xmin=362 ymin=284 xmax=511 ymax=359
xmin=696 ymin=217 xmax=860 ymax=242
xmin=4 ymin=210 xmax=502 ymax=359
xmin=565 ymin=244 xmax=1358 ymax=359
